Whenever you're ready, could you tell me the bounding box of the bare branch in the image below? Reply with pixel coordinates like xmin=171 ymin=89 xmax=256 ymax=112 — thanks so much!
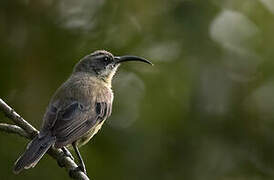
xmin=0 ymin=98 xmax=38 ymax=137
xmin=0 ymin=123 xmax=31 ymax=139
xmin=0 ymin=98 xmax=90 ymax=180
xmin=48 ymin=148 xmax=90 ymax=180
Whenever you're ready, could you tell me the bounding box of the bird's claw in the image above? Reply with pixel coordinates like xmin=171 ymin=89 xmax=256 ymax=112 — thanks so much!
xmin=79 ymin=164 xmax=87 ymax=174
xmin=62 ymin=147 xmax=74 ymax=161
xmin=69 ymin=165 xmax=87 ymax=178
xmin=57 ymin=158 xmax=65 ymax=168
xmin=58 ymin=148 xmax=74 ymax=167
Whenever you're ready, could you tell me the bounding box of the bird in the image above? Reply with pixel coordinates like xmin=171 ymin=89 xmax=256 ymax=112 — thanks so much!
xmin=13 ymin=50 xmax=152 ymax=175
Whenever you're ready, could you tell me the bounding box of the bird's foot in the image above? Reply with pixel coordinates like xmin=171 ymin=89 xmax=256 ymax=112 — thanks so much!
xmin=57 ymin=157 xmax=65 ymax=168
xmin=79 ymin=164 xmax=87 ymax=174
xmin=62 ymin=147 xmax=74 ymax=161
xmin=58 ymin=147 xmax=74 ymax=168
xmin=69 ymin=165 xmax=87 ymax=178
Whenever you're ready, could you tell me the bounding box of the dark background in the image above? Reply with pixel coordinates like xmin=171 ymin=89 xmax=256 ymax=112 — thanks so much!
xmin=1 ymin=0 xmax=274 ymax=179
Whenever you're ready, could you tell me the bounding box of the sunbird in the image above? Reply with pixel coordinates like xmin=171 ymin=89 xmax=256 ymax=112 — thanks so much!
xmin=13 ymin=50 xmax=152 ymax=174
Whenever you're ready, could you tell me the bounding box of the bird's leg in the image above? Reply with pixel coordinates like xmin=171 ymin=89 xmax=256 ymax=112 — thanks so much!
xmin=72 ymin=141 xmax=87 ymax=174
xmin=62 ymin=147 xmax=74 ymax=161
xmin=57 ymin=147 xmax=74 ymax=168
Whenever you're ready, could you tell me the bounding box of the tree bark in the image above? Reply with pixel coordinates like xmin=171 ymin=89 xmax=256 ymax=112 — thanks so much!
xmin=0 ymin=98 xmax=90 ymax=180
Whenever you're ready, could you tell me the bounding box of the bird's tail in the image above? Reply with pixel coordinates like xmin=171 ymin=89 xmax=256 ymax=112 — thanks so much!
xmin=13 ymin=134 xmax=56 ymax=174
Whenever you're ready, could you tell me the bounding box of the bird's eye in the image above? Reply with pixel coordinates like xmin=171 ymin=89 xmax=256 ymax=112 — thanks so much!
xmin=104 ymin=57 xmax=110 ymax=62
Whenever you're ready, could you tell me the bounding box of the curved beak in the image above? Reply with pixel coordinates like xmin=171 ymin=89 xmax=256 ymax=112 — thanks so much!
xmin=114 ymin=55 xmax=153 ymax=65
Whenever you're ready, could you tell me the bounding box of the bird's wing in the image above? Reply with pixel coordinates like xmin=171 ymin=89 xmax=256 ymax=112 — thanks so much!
xmin=40 ymin=86 xmax=113 ymax=148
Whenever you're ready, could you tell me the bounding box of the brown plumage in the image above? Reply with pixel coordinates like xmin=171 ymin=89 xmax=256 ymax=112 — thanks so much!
xmin=13 ymin=50 xmax=152 ymax=174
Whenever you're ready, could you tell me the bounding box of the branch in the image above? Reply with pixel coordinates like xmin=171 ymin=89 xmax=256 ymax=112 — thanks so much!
xmin=0 ymin=98 xmax=38 ymax=136
xmin=0 ymin=98 xmax=90 ymax=180
xmin=0 ymin=123 xmax=31 ymax=138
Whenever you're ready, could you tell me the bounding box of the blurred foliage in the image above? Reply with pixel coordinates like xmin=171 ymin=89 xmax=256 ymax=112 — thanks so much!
xmin=1 ymin=0 xmax=274 ymax=179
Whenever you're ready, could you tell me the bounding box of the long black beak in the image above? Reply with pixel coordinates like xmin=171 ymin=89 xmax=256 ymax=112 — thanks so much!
xmin=114 ymin=55 xmax=153 ymax=65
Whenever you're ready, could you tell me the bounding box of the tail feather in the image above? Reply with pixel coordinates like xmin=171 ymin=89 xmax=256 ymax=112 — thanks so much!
xmin=13 ymin=134 xmax=56 ymax=174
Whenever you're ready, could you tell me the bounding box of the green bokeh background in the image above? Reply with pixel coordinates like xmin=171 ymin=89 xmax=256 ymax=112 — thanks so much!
xmin=1 ymin=0 xmax=274 ymax=179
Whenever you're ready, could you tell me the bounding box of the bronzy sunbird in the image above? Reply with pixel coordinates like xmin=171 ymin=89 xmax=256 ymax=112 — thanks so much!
xmin=13 ymin=50 xmax=152 ymax=174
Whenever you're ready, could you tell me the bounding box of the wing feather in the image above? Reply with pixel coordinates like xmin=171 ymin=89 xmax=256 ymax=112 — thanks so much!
xmin=40 ymin=85 xmax=113 ymax=148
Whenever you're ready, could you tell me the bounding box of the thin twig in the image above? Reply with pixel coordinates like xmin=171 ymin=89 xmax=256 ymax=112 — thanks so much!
xmin=0 ymin=98 xmax=90 ymax=180
xmin=0 ymin=98 xmax=38 ymax=137
xmin=0 ymin=123 xmax=30 ymax=139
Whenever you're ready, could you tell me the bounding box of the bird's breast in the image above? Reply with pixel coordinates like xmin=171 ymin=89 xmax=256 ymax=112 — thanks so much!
xmin=75 ymin=120 xmax=106 ymax=147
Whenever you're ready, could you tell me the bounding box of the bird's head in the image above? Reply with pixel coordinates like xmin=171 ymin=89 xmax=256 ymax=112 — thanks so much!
xmin=74 ymin=50 xmax=152 ymax=84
